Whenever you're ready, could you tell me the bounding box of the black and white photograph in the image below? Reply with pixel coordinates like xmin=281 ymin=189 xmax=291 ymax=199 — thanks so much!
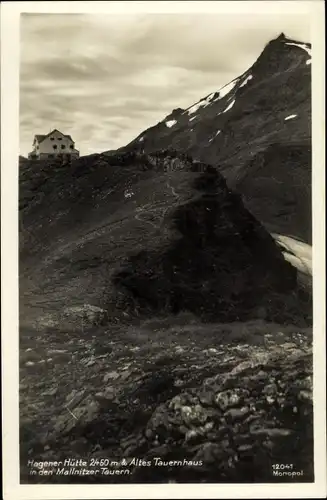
xmin=1 ymin=1 xmax=326 ymax=498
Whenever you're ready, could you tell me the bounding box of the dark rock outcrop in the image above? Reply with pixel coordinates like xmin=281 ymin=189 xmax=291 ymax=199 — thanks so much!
xmin=19 ymin=151 xmax=309 ymax=329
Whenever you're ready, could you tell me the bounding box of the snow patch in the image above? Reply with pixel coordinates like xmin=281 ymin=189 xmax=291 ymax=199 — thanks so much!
xmin=285 ymin=41 xmax=311 ymax=58
xmin=189 ymin=116 xmax=197 ymax=122
xmin=165 ymin=120 xmax=177 ymax=128
xmin=223 ymin=99 xmax=236 ymax=113
xmin=185 ymin=78 xmax=238 ymax=116
xmin=239 ymin=74 xmax=253 ymax=88
xmin=124 ymin=189 xmax=134 ymax=199
xmin=138 ymin=136 xmax=144 ymax=142
xmin=186 ymin=93 xmax=214 ymax=116
xmin=306 ymin=59 xmax=311 ymax=65
xmin=209 ymin=130 xmax=221 ymax=143
xmin=216 ymin=80 xmax=238 ymax=100
xmin=273 ymin=234 xmax=312 ymax=275
xmin=284 ymin=114 xmax=297 ymax=121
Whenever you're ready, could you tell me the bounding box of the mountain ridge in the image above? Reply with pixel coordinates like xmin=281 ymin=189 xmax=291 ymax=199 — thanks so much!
xmin=112 ymin=33 xmax=311 ymax=243
xmin=19 ymin=150 xmax=311 ymax=330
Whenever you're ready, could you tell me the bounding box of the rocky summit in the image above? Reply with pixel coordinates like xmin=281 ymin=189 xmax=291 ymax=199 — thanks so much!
xmin=118 ymin=34 xmax=312 ymax=243
xmin=19 ymin=33 xmax=313 ymax=485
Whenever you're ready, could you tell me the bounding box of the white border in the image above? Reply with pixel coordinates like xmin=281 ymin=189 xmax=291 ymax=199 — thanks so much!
xmin=1 ymin=2 xmax=326 ymax=499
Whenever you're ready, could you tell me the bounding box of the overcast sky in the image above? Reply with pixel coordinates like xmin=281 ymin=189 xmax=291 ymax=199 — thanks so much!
xmin=20 ymin=12 xmax=311 ymax=156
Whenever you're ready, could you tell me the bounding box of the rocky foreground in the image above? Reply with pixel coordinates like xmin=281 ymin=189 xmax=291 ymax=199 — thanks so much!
xmin=20 ymin=316 xmax=313 ymax=484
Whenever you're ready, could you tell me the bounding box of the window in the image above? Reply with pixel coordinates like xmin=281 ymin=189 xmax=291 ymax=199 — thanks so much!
xmin=53 ymin=145 xmax=57 ymax=150
xmin=58 ymin=137 xmax=62 ymax=140
xmin=70 ymin=145 xmax=74 ymax=149
xmin=48 ymin=154 xmax=54 ymax=158
xmin=61 ymin=145 xmax=66 ymax=149
xmin=50 ymin=137 xmax=54 ymax=141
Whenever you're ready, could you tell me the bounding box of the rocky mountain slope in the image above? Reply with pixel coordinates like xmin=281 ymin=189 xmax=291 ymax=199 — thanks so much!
xmin=117 ymin=34 xmax=312 ymax=243
xmin=19 ymin=151 xmax=313 ymax=484
xmin=19 ymin=151 xmax=310 ymax=331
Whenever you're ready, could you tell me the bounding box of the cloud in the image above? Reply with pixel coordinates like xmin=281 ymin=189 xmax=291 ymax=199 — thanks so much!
xmin=20 ymin=12 xmax=311 ymax=156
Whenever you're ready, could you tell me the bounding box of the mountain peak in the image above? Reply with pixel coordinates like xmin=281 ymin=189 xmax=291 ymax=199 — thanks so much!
xmin=277 ymin=32 xmax=286 ymax=40
xmin=119 ymin=33 xmax=311 ymax=243
xmin=265 ymin=32 xmax=294 ymax=48
xmin=269 ymin=32 xmax=310 ymax=48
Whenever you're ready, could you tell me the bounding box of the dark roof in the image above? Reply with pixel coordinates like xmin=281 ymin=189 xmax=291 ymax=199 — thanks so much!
xmin=35 ymin=134 xmax=46 ymax=142
xmin=34 ymin=129 xmax=74 ymax=144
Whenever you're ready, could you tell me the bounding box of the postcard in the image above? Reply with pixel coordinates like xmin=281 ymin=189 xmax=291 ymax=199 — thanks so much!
xmin=1 ymin=1 xmax=326 ymax=498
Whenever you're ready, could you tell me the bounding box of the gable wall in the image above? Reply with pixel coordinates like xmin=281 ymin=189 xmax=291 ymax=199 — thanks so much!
xmin=38 ymin=130 xmax=75 ymax=156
